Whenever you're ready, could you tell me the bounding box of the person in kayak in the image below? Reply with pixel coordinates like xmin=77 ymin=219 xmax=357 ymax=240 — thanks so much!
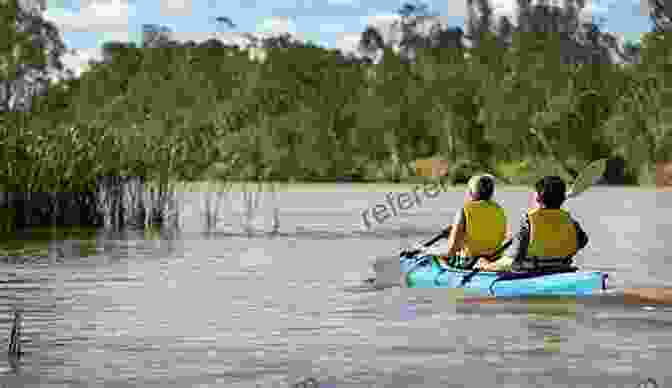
xmin=475 ymin=175 xmax=589 ymax=272
xmin=435 ymin=174 xmax=509 ymax=269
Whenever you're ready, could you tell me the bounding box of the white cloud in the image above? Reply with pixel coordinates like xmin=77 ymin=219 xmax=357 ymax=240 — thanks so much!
xmin=172 ymin=30 xmax=219 ymax=43
xmin=445 ymin=1 xmax=468 ymax=17
xmin=100 ymin=30 xmax=131 ymax=43
xmin=61 ymin=47 xmax=102 ymax=77
xmin=362 ymin=13 xmax=399 ymax=29
xmin=485 ymin=0 xmax=615 ymax=26
xmin=490 ymin=0 xmax=517 ymax=20
xmin=360 ymin=13 xmax=400 ymax=44
xmin=44 ymin=0 xmax=134 ymax=33
xmin=256 ymin=16 xmax=297 ymax=35
xmin=173 ymin=30 xmax=256 ymax=46
xmin=359 ymin=12 xmax=450 ymax=46
xmin=160 ymin=0 xmax=192 ymax=17
xmin=334 ymin=32 xmax=360 ymax=54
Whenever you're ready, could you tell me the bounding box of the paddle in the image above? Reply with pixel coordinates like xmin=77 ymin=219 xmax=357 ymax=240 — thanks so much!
xmin=459 ymin=158 xmax=608 ymax=287
xmin=365 ymin=227 xmax=451 ymax=286
xmin=620 ymin=288 xmax=672 ymax=305
xmin=400 ymin=226 xmax=452 ymax=258
xmin=454 ymin=288 xmax=672 ymax=306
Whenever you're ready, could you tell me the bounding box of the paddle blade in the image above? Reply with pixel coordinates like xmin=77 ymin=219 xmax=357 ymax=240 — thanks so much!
xmin=567 ymin=158 xmax=608 ymax=198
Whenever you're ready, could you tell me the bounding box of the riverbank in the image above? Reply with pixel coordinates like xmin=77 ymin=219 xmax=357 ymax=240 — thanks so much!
xmin=170 ymin=181 xmax=660 ymax=193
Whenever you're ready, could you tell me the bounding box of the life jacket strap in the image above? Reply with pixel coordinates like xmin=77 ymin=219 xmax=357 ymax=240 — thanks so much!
xmin=513 ymin=256 xmax=574 ymax=272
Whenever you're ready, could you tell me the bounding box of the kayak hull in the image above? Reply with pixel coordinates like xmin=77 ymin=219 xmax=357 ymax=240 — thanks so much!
xmin=401 ymin=255 xmax=608 ymax=297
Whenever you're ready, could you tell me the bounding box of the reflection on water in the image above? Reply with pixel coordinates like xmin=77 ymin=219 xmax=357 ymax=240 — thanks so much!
xmin=0 ymin=188 xmax=667 ymax=387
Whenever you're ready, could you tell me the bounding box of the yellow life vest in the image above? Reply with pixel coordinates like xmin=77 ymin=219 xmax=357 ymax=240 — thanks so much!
xmin=527 ymin=208 xmax=578 ymax=261
xmin=461 ymin=200 xmax=507 ymax=257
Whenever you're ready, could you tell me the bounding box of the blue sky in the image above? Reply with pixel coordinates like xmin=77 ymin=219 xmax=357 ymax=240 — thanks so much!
xmin=42 ymin=0 xmax=653 ymax=75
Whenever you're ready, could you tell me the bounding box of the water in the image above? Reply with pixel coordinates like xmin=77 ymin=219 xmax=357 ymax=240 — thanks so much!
xmin=0 ymin=186 xmax=670 ymax=387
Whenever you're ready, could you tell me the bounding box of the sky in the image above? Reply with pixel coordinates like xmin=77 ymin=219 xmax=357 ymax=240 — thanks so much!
xmin=41 ymin=0 xmax=654 ymax=76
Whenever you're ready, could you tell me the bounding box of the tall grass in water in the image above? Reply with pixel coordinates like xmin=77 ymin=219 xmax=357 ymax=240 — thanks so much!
xmin=179 ymin=181 xmax=282 ymax=235
xmin=8 ymin=309 xmax=22 ymax=358
xmin=201 ymin=181 xmax=231 ymax=232
xmin=95 ymin=176 xmax=180 ymax=232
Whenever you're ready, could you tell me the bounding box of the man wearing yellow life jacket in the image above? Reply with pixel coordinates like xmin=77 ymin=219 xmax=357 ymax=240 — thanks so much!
xmin=438 ymin=174 xmax=509 ymax=269
xmin=475 ymin=176 xmax=589 ymax=272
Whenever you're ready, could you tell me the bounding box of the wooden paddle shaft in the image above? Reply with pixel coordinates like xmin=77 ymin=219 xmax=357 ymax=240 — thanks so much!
xmin=457 ymin=289 xmax=672 ymax=306
xmin=621 ymin=288 xmax=672 ymax=305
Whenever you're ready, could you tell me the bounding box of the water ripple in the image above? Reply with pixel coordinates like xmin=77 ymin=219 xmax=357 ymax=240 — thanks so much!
xmin=0 ymin=189 xmax=667 ymax=387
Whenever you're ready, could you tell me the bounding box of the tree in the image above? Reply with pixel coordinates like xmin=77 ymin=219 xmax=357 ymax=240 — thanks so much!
xmin=467 ymin=0 xmax=494 ymax=40
xmin=142 ymin=24 xmax=174 ymax=48
xmin=0 ymin=0 xmax=66 ymax=112
xmin=358 ymin=1 xmax=465 ymax=65
xmin=599 ymin=30 xmax=672 ymax=182
xmin=215 ymin=16 xmax=236 ymax=29
xmin=648 ymin=0 xmax=671 ymax=32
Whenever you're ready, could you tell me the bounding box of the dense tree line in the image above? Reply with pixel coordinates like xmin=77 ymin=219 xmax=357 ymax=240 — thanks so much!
xmin=0 ymin=0 xmax=671 ymax=231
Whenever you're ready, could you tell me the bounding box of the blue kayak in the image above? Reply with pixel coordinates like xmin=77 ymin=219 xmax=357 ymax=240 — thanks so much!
xmin=401 ymin=255 xmax=608 ymax=297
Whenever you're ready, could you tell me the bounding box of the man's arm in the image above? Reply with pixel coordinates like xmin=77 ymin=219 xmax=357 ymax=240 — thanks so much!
xmin=572 ymin=217 xmax=589 ymax=251
xmin=444 ymin=208 xmax=466 ymax=257
xmin=504 ymin=215 xmax=530 ymax=263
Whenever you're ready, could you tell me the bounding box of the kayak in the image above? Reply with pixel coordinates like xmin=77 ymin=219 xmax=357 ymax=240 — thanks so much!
xmin=400 ymin=255 xmax=608 ymax=297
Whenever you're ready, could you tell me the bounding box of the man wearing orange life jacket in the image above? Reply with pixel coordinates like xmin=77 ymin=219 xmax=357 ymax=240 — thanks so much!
xmin=437 ymin=174 xmax=509 ymax=270
xmin=475 ymin=176 xmax=589 ymax=272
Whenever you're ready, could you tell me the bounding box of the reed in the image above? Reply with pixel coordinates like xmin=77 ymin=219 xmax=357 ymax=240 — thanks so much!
xmin=7 ymin=309 xmax=22 ymax=359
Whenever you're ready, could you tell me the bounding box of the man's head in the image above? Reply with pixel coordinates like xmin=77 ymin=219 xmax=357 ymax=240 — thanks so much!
xmin=534 ymin=176 xmax=567 ymax=208
xmin=467 ymin=174 xmax=496 ymax=201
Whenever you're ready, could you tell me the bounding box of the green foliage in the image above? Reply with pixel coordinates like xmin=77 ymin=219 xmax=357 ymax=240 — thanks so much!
xmin=1 ymin=0 xmax=671 ymax=199
xmin=0 ymin=0 xmax=66 ymax=112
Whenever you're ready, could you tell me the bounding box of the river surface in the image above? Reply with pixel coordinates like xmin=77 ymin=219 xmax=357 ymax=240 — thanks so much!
xmin=0 ymin=186 xmax=670 ymax=387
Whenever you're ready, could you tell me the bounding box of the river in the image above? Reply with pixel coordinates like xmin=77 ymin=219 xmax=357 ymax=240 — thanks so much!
xmin=0 ymin=185 xmax=669 ymax=387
